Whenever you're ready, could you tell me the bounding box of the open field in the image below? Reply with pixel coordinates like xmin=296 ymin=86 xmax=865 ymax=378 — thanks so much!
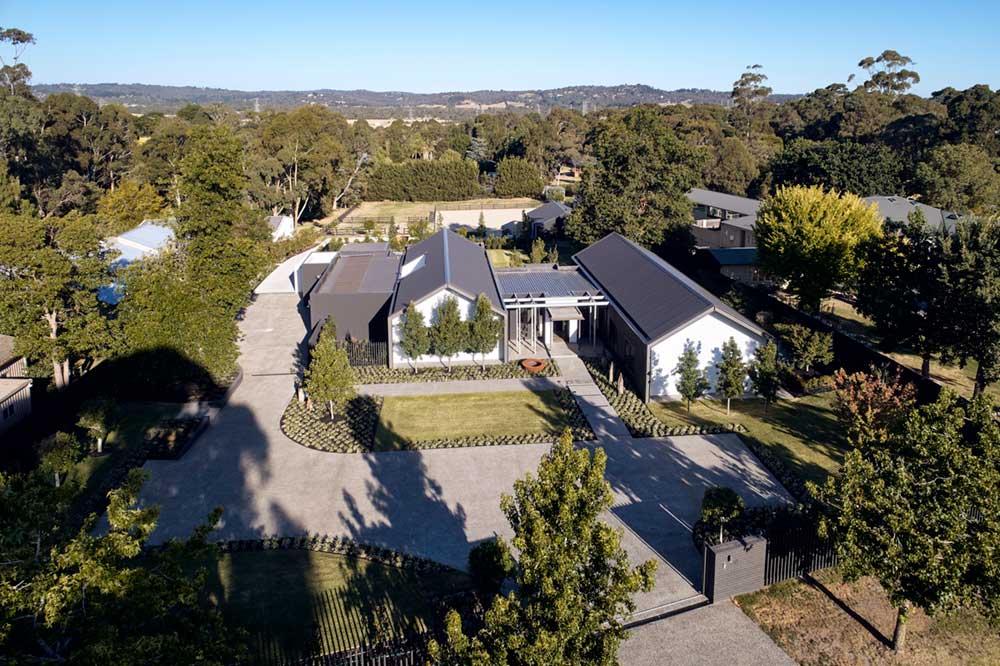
xmin=737 ymin=568 xmax=1000 ymax=666
xmin=822 ymin=296 xmax=999 ymax=401
xmin=321 ymin=198 xmax=541 ymax=224
xmin=374 ymin=390 xmax=574 ymax=450
xmin=648 ymin=393 xmax=845 ymax=487
xmin=486 ymin=248 xmax=529 ymax=267
xmin=201 ymin=549 xmax=470 ymax=665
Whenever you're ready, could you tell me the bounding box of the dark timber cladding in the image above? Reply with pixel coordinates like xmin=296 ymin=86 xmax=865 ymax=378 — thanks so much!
xmin=390 ymin=230 xmax=504 ymax=314
xmin=308 ymin=250 xmax=401 ymax=343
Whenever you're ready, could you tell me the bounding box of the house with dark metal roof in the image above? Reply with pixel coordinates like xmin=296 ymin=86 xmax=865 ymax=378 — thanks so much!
xmin=524 ymin=200 xmax=572 ymax=238
xmin=687 ymin=188 xmax=760 ymax=249
xmin=705 ymin=247 xmax=774 ymax=287
xmin=387 ymin=230 xmax=507 ymax=368
xmin=307 ymin=248 xmax=401 ymax=344
xmin=863 ymin=196 xmax=962 ymax=233
xmin=574 ymin=233 xmax=766 ymax=401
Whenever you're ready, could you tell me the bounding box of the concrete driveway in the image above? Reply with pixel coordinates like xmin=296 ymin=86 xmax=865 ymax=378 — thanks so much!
xmin=139 ymin=293 xmax=790 ymax=617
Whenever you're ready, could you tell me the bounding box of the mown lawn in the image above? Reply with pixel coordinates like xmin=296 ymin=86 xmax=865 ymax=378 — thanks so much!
xmin=822 ymin=296 xmax=999 ymax=401
xmin=200 ymin=550 xmax=470 ymax=665
xmin=374 ymin=390 xmax=574 ymax=450
xmin=648 ymin=393 xmax=846 ymax=487
xmin=486 ymin=248 xmax=529 ymax=267
xmin=70 ymin=402 xmax=179 ymax=509
xmin=736 ymin=568 xmax=1000 ymax=666
xmin=322 ymin=198 xmax=541 ymax=223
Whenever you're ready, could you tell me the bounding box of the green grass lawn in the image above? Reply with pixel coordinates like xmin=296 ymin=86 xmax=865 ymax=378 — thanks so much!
xmin=648 ymin=393 xmax=846 ymax=487
xmin=486 ymin=248 xmax=529 ymax=267
xmin=374 ymin=390 xmax=573 ymax=450
xmin=822 ymin=296 xmax=999 ymax=401
xmin=199 ymin=550 xmax=470 ymax=664
xmin=69 ymin=402 xmax=179 ymax=515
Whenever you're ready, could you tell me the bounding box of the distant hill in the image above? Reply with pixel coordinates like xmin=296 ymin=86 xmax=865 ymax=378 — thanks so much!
xmin=30 ymin=82 xmax=801 ymax=117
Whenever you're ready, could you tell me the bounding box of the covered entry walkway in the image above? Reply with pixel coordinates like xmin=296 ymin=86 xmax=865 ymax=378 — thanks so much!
xmin=494 ymin=265 xmax=607 ymax=358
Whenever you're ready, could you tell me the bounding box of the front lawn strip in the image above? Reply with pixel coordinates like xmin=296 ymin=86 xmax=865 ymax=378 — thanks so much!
xmin=374 ymin=389 xmax=592 ymax=451
xmin=355 ymin=360 xmax=559 ymax=385
xmin=736 ymin=568 xmax=1000 ymax=666
xmin=194 ymin=538 xmax=470 ymax=665
xmin=583 ymin=359 xmax=744 ymax=438
xmin=647 ymin=393 xmax=846 ymax=498
xmin=281 ymin=395 xmax=381 ymax=453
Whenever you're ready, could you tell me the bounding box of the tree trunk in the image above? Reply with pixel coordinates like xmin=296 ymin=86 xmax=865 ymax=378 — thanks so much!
xmin=328 ymin=400 xmax=335 ymax=419
xmin=892 ymin=603 xmax=911 ymax=653
xmin=726 ymin=397 xmax=731 ymax=416
xmin=96 ymin=436 xmax=103 ymax=455
xmin=54 ymin=471 xmax=61 ymax=488
xmin=921 ymin=355 xmax=931 ymax=379
xmin=52 ymin=359 xmax=66 ymax=390
xmin=974 ymin=363 xmax=986 ymax=398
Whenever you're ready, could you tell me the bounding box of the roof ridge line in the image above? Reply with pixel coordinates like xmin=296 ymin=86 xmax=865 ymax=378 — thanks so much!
xmin=442 ymin=229 xmax=451 ymax=285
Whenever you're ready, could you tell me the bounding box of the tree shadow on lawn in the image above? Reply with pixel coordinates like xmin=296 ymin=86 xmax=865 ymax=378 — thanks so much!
xmin=803 ymin=572 xmax=894 ymax=649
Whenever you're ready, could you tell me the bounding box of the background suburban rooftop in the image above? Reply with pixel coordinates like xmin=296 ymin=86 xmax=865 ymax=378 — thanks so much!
xmin=708 ymin=247 xmax=758 ymax=266
xmin=391 ymin=230 xmax=504 ymax=314
xmin=574 ymin=232 xmax=763 ymax=342
xmin=863 ymin=195 xmax=962 ymax=232
xmin=686 ymin=188 xmax=761 ymax=216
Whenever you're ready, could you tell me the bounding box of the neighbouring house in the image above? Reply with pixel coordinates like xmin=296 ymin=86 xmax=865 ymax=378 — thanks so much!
xmin=686 ymin=188 xmax=760 ymax=249
xmin=101 ymin=219 xmax=176 ymax=304
xmin=863 ymin=195 xmax=962 ymax=233
xmin=387 ymin=230 xmax=507 ymax=368
xmin=0 ymin=335 xmax=31 ymax=434
xmin=706 ymin=247 xmax=774 ymax=287
xmin=297 ymin=229 xmax=766 ymax=399
xmin=308 ymin=244 xmax=401 ymax=344
xmin=523 ymin=200 xmax=571 ymax=238
xmin=267 ymin=215 xmax=295 ymax=241
xmin=574 ymin=233 xmax=767 ymax=401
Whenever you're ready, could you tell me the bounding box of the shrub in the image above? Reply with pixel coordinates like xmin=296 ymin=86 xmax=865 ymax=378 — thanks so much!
xmin=774 ymin=322 xmax=834 ymax=372
xmin=366 ymin=158 xmax=482 ymax=201
xmin=468 ymin=539 xmax=514 ymax=598
xmin=494 ymin=157 xmax=544 ymax=198
xmin=699 ymin=487 xmax=745 ymax=545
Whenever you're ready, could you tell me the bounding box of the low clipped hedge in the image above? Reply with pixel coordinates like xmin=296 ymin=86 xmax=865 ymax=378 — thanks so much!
xmin=356 ymin=360 xmax=560 ymax=385
xmin=406 ymin=390 xmax=593 ymax=449
xmin=583 ymin=359 xmax=744 ymax=438
xmin=280 ymin=395 xmax=381 ymax=453
xmin=211 ymin=535 xmax=456 ymax=574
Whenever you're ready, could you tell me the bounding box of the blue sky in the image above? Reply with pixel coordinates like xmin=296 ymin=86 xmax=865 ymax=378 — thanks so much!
xmin=7 ymin=0 xmax=999 ymax=94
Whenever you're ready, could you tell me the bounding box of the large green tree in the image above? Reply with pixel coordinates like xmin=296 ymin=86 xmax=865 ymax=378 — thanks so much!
xmin=856 ymin=214 xmax=947 ymax=377
xmin=96 ymin=178 xmax=166 ymax=235
xmin=915 ymin=143 xmax=1000 ymax=215
xmin=813 ymin=392 xmax=1000 ymax=653
xmin=494 ymin=156 xmax=544 ymax=198
xmin=765 ymin=138 xmax=902 ymax=197
xmin=756 ymin=185 xmax=883 ymax=312
xmin=0 ymin=469 xmax=248 ymax=664
xmin=566 ymin=106 xmax=704 ymax=248
xmin=0 ymin=211 xmax=114 ymax=388
xmin=429 ymin=430 xmax=656 ymax=665
xmin=938 ymin=217 xmax=1000 ymax=396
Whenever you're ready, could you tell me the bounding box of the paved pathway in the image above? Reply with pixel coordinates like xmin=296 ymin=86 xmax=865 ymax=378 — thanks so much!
xmin=620 ymin=601 xmax=795 ymax=666
xmin=136 ymin=293 xmax=794 ymax=660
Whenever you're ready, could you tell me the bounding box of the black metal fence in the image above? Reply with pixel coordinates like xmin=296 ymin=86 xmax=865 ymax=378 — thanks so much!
xmin=763 ymin=527 xmax=839 ymax=586
xmin=292 ymin=635 xmax=428 ymax=666
xmin=335 ymin=340 xmax=388 ymax=367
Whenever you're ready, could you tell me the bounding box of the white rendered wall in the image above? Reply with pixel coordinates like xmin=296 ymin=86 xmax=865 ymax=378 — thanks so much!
xmin=648 ymin=312 xmax=764 ymax=398
xmin=390 ymin=288 xmax=503 ymax=367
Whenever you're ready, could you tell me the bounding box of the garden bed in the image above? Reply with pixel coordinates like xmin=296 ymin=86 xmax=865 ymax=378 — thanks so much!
xmin=280 ymin=395 xmax=382 ymax=453
xmin=145 ymin=416 xmax=210 ymax=460
xmin=355 ymin=360 xmax=559 ymax=384
xmin=584 ymin=359 xmax=744 ymax=438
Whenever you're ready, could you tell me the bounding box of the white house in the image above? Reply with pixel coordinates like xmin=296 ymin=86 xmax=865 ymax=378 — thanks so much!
xmin=267 ymin=215 xmax=296 ymax=241
xmin=101 ymin=219 xmax=175 ymax=304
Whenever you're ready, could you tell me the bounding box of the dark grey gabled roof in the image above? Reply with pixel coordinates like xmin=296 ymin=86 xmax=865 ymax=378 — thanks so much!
xmin=526 ymin=200 xmax=571 ymax=221
xmin=687 ymin=188 xmax=761 ymax=217
xmin=574 ymin=233 xmax=764 ymax=344
xmin=862 ymin=196 xmax=962 ymax=233
xmin=390 ymin=230 xmax=504 ymax=315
